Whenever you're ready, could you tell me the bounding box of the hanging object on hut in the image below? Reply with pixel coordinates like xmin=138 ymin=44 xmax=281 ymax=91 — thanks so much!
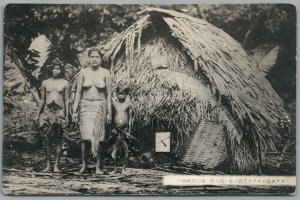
xmin=102 ymin=8 xmax=287 ymax=173
xmin=183 ymin=120 xmax=227 ymax=169
xmin=155 ymin=132 xmax=171 ymax=152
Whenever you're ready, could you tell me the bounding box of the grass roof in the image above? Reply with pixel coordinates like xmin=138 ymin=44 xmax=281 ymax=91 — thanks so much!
xmin=102 ymin=8 xmax=286 ymax=173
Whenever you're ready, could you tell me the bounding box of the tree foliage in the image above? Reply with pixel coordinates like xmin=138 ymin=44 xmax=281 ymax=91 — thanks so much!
xmin=4 ymin=4 xmax=146 ymax=92
xmin=4 ymin=4 xmax=296 ymax=93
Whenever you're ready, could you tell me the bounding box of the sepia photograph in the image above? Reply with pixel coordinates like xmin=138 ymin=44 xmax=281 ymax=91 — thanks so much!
xmin=2 ymin=4 xmax=296 ymax=195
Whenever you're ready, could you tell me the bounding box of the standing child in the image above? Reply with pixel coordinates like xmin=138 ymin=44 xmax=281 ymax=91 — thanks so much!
xmin=36 ymin=59 xmax=70 ymax=172
xmin=109 ymin=85 xmax=133 ymax=174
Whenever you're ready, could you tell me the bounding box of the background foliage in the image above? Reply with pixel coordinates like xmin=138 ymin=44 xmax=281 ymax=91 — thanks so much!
xmin=4 ymin=4 xmax=296 ymax=97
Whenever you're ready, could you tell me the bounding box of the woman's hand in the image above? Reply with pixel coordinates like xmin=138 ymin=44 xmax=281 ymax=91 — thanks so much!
xmin=65 ymin=117 xmax=69 ymax=127
xmin=35 ymin=115 xmax=40 ymax=124
xmin=72 ymin=112 xmax=79 ymax=123
xmin=106 ymin=113 xmax=112 ymax=124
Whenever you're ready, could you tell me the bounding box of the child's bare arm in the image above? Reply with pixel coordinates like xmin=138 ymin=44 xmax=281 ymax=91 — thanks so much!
xmin=105 ymin=72 xmax=112 ymax=124
xmin=37 ymin=82 xmax=46 ymax=119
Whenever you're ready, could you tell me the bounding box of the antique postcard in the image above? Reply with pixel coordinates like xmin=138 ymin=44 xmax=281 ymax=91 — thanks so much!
xmin=2 ymin=4 xmax=296 ymax=195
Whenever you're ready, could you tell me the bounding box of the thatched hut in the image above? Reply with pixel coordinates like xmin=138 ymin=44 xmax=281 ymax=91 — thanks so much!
xmin=102 ymin=8 xmax=286 ymax=173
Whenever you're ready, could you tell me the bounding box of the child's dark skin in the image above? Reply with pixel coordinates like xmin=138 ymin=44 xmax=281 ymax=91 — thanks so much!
xmin=111 ymin=91 xmax=133 ymax=174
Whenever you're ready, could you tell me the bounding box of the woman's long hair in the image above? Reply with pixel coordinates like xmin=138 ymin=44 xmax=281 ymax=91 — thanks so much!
xmin=47 ymin=58 xmax=65 ymax=78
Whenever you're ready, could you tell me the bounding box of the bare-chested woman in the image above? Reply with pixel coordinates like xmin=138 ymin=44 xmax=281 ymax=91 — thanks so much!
xmin=37 ymin=59 xmax=70 ymax=173
xmin=72 ymin=47 xmax=112 ymax=174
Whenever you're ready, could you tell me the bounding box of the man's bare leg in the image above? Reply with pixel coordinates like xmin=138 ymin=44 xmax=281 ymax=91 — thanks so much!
xmin=110 ymin=144 xmax=118 ymax=174
xmin=53 ymin=138 xmax=62 ymax=173
xmin=121 ymin=152 xmax=128 ymax=174
xmin=121 ymin=142 xmax=129 ymax=174
xmin=96 ymin=142 xmax=104 ymax=175
xmin=79 ymin=141 xmax=88 ymax=174
xmin=43 ymin=141 xmax=51 ymax=172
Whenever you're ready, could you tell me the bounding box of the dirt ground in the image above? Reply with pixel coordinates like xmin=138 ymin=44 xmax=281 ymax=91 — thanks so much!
xmin=1 ymin=150 xmax=295 ymax=195
xmin=2 ymin=169 xmax=295 ymax=196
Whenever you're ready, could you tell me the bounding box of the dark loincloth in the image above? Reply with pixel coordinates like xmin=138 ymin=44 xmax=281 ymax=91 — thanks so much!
xmin=39 ymin=107 xmax=66 ymax=142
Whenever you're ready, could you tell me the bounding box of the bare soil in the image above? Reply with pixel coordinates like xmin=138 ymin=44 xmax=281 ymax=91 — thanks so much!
xmin=1 ymin=150 xmax=295 ymax=195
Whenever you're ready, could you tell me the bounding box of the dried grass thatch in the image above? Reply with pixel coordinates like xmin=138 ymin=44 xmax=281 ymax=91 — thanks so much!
xmin=102 ymin=8 xmax=286 ymax=173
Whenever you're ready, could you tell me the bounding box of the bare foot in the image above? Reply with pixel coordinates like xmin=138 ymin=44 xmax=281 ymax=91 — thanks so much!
xmin=53 ymin=166 xmax=61 ymax=173
xmin=42 ymin=166 xmax=51 ymax=172
xmin=95 ymin=168 xmax=104 ymax=175
xmin=79 ymin=165 xmax=86 ymax=174
xmin=110 ymin=169 xmax=118 ymax=175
